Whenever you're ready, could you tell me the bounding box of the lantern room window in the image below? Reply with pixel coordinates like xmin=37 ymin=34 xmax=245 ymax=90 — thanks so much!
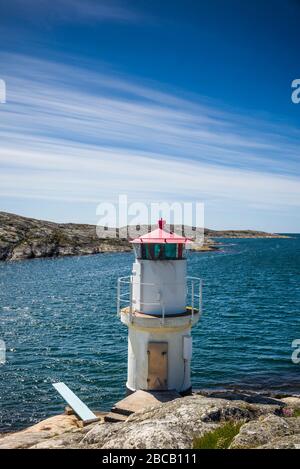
xmin=133 ymin=243 xmax=185 ymax=260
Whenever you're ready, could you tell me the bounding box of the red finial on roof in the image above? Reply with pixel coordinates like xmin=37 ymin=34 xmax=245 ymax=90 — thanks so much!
xmin=158 ymin=218 xmax=166 ymax=229
xmin=130 ymin=218 xmax=191 ymax=244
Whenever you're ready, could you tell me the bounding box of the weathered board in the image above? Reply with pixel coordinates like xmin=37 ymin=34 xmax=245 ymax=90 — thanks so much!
xmin=52 ymin=382 xmax=99 ymax=425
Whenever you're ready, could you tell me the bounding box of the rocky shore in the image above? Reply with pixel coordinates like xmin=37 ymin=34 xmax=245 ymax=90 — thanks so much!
xmin=0 ymin=211 xmax=132 ymax=261
xmin=1 ymin=391 xmax=300 ymax=449
xmin=0 ymin=212 xmax=287 ymax=262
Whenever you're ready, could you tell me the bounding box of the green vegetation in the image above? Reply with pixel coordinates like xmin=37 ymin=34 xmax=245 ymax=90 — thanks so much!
xmin=282 ymin=407 xmax=300 ymax=418
xmin=193 ymin=421 xmax=243 ymax=449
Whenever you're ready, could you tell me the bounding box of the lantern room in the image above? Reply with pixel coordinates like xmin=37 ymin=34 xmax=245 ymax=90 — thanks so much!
xmin=130 ymin=219 xmax=191 ymax=316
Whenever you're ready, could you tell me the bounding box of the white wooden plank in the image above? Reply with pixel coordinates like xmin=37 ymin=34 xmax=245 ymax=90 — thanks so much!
xmin=52 ymin=382 xmax=98 ymax=424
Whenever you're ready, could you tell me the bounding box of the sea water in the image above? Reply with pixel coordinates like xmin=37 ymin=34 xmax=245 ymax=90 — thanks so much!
xmin=0 ymin=237 xmax=299 ymax=432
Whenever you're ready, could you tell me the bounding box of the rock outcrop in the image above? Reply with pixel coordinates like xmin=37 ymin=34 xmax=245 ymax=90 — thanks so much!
xmin=1 ymin=392 xmax=299 ymax=450
xmin=80 ymin=395 xmax=282 ymax=450
xmin=204 ymin=229 xmax=288 ymax=239
xmin=230 ymin=414 xmax=300 ymax=448
xmin=0 ymin=211 xmax=131 ymax=261
xmin=0 ymin=413 xmax=97 ymax=449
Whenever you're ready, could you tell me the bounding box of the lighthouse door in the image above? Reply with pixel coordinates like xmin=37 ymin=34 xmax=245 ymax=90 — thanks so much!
xmin=147 ymin=342 xmax=168 ymax=390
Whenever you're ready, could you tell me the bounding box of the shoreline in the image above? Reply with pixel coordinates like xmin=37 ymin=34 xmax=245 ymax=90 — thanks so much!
xmin=0 ymin=211 xmax=290 ymax=262
xmin=1 ymin=389 xmax=300 ymax=449
xmin=2 ymin=387 xmax=299 ymax=437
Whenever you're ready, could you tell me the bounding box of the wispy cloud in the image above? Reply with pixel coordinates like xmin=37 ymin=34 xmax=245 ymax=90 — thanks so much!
xmin=3 ymin=0 xmax=142 ymax=25
xmin=0 ymin=53 xmax=299 ymax=229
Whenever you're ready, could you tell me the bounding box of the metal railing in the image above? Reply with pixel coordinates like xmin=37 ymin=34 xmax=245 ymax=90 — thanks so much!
xmin=186 ymin=276 xmax=203 ymax=322
xmin=117 ymin=275 xmax=133 ymax=318
xmin=117 ymin=275 xmax=202 ymax=324
xmin=117 ymin=276 xmax=162 ymax=323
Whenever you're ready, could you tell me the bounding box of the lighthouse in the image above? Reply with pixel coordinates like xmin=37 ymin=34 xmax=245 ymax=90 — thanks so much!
xmin=117 ymin=219 xmax=202 ymax=395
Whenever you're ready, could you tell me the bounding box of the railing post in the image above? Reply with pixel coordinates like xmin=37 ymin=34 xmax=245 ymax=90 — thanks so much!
xmin=161 ymin=303 xmax=165 ymax=327
xmin=117 ymin=278 xmax=120 ymax=316
xmin=129 ymin=275 xmax=133 ymax=322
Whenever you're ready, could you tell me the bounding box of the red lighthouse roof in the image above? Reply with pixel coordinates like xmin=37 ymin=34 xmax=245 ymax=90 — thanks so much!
xmin=131 ymin=218 xmax=192 ymax=244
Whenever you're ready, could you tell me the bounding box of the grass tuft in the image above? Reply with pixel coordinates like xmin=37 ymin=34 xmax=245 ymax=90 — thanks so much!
xmin=293 ymin=408 xmax=300 ymax=417
xmin=193 ymin=421 xmax=243 ymax=449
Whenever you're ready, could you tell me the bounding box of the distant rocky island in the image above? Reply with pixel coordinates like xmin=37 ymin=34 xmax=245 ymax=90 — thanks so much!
xmin=0 ymin=211 xmax=288 ymax=262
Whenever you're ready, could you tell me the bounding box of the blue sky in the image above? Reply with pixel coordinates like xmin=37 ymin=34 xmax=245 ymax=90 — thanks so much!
xmin=0 ymin=0 xmax=299 ymax=231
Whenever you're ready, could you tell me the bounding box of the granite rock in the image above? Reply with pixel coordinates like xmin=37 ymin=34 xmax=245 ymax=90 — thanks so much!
xmin=230 ymin=414 xmax=300 ymax=449
xmin=1 ymin=393 xmax=298 ymax=450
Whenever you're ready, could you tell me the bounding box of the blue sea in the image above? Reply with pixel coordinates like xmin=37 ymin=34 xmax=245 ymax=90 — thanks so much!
xmin=0 ymin=237 xmax=299 ymax=432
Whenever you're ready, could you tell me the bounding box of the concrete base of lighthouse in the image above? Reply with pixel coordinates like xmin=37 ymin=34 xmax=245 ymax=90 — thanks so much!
xmin=125 ymin=384 xmax=192 ymax=397
xmin=120 ymin=308 xmax=199 ymax=394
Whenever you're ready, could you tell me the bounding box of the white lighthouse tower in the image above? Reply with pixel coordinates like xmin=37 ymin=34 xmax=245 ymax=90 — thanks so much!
xmin=117 ymin=219 xmax=202 ymax=395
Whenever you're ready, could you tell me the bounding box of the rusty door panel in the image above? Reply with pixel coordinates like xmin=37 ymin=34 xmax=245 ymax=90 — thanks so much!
xmin=147 ymin=342 xmax=168 ymax=390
